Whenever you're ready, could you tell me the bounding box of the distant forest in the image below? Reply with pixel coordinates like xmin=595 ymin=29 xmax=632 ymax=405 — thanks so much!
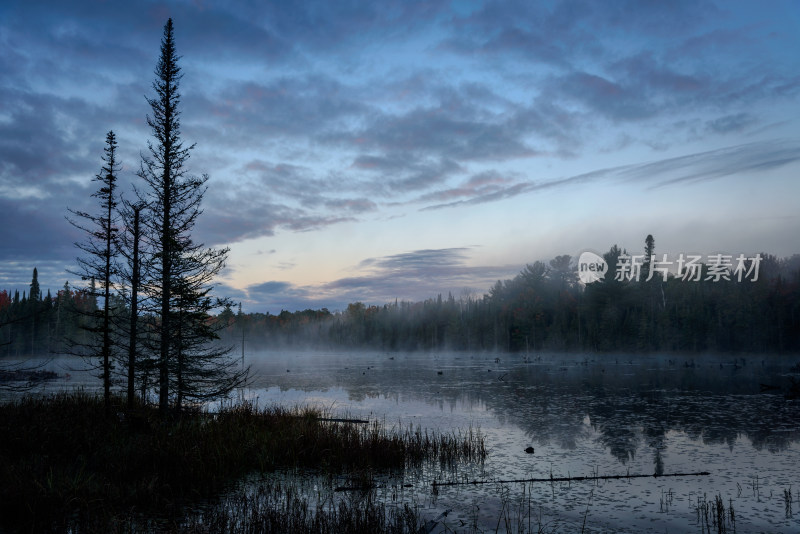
xmin=215 ymin=246 xmax=800 ymax=354
xmin=0 ymin=273 xmax=98 ymax=357
xmin=3 ymin=244 xmax=800 ymax=357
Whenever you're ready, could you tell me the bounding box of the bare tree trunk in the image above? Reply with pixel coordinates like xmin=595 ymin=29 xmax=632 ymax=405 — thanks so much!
xmin=175 ymin=306 xmax=183 ymax=411
xmin=102 ymin=174 xmax=113 ymax=407
xmin=127 ymin=205 xmax=142 ymax=408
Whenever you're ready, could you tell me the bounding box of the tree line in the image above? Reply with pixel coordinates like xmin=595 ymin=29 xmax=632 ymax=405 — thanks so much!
xmin=0 ymin=272 xmax=98 ymax=357
xmin=214 ymin=240 xmax=800 ymax=354
xmin=4 ymin=239 xmax=798 ymax=372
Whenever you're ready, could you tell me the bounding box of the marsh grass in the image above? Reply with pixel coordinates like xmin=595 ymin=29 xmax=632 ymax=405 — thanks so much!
xmin=178 ymin=478 xmax=422 ymax=534
xmin=694 ymin=493 xmax=736 ymax=534
xmin=182 ymin=475 xmax=569 ymax=534
xmin=0 ymin=391 xmax=485 ymax=532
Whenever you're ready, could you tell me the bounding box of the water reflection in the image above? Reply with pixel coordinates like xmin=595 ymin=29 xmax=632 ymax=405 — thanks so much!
xmin=247 ymin=351 xmax=800 ymax=467
xmin=7 ymin=351 xmax=799 ymax=470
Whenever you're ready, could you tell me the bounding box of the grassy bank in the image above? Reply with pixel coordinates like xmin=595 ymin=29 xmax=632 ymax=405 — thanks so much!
xmin=0 ymin=392 xmax=485 ymax=532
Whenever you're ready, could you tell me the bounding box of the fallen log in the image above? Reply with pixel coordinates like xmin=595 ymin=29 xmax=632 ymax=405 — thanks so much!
xmin=316 ymin=417 xmax=370 ymax=424
xmin=432 ymin=471 xmax=711 ymax=487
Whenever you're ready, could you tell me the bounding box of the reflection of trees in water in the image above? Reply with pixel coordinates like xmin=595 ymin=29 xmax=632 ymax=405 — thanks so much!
xmin=595 ymin=423 xmax=640 ymax=464
xmin=749 ymin=415 xmax=800 ymax=453
xmin=653 ymin=447 xmax=665 ymax=476
xmin=248 ymin=353 xmax=800 ymax=464
xmin=461 ymin=360 xmax=799 ymax=462
xmin=643 ymin=417 xmax=667 ymax=476
xmin=589 ymin=397 xmax=647 ymax=464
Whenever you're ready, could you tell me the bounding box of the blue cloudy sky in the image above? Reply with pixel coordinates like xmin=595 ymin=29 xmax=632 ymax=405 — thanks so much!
xmin=1 ymin=0 xmax=799 ymax=312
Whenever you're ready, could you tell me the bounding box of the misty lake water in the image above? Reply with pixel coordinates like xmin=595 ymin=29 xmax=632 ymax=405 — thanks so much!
xmin=10 ymin=351 xmax=800 ymax=532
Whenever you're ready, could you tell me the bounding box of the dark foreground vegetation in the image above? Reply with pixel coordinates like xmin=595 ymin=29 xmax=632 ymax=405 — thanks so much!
xmin=0 ymin=392 xmax=485 ymax=533
xmin=181 ymin=484 xmax=423 ymax=534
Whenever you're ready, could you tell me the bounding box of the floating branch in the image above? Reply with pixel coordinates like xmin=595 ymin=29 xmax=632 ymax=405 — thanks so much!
xmin=432 ymin=471 xmax=711 ymax=487
xmin=335 ymin=483 xmax=413 ymax=492
xmin=283 ymin=415 xmax=371 ymax=424
xmin=316 ymin=417 xmax=370 ymax=424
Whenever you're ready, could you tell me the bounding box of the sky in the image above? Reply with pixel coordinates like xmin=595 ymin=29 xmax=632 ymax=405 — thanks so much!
xmin=1 ymin=0 xmax=799 ymax=313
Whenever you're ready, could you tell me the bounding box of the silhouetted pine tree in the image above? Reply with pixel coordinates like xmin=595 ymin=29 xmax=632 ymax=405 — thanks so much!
xmin=67 ymin=131 xmax=121 ymax=406
xmin=138 ymin=19 xmax=246 ymax=412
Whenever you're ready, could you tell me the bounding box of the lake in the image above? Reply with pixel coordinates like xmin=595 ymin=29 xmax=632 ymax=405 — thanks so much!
xmin=242 ymin=350 xmax=800 ymax=533
xmin=7 ymin=350 xmax=800 ymax=532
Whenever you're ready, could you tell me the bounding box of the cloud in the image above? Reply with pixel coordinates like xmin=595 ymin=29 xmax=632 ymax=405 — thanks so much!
xmin=417 ymin=170 xmax=517 ymax=203
xmin=0 ymin=198 xmax=84 ymax=261
xmin=240 ymin=160 xmax=332 ymax=208
xmin=197 ymin=199 xmax=355 ymax=246
xmin=194 ymin=158 xmax=375 ymax=245
xmin=207 ymin=1 xmax=452 ymax=57
xmin=421 ymin=140 xmax=800 ymax=210
xmin=239 ymin=247 xmax=521 ymax=312
xmin=705 ymin=113 xmax=757 ymax=134
xmin=241 ymin=279 xmax=320 ymax=312
xmin=249 ymin=281 xmax=296 ymax=295
xmin=546 ymin=58 xmax=782 ymax=125
xmin=441 ymin=0 xmax=720 ymax=65
xmin=553 ymin=71 xmax=656 ymax=121
xmin=323 ymin=198 xmax=377 ymax=213
xmin=351 ymin=154 xmax=464 ymax=195
xmin=0 ymin=89 xmax=101 ymax=196
xmin=213 ymin=282 xmax=249 ymax=303
xmin=358 ymin=247 xmax=471 ymax=272
xmin=187 ymin=75 xmax=369 ymax=148
xmin=323 ymin=248 xmax=516 ymax=302
xmin=631 ymin=140 xmax=800 ymax=188
xmin=335 ymin=106 xmax=540 ymax=161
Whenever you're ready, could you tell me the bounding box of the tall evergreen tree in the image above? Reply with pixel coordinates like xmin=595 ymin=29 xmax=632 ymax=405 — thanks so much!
xmin=29 ymin=268 xmax=40 ymax=302
xmin=139 ymin=19 xmax=245 ymax=412
xmin=642 ymin=234 xmax=655 ymax=282
xmin=139 ymin=18 xmax=188 ymax=412
xmin=28 ymin=268 xmax=40 ymax=354
xmin=67 ymin=131 xmax=121 ymax=406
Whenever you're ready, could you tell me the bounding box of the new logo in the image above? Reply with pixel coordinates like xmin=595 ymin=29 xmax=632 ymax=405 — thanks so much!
xmin=577 ymin=251 xmax=607 ymax=284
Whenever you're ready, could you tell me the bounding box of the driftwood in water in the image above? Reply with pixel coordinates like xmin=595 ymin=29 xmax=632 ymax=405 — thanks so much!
xmin=316 ymin=417 xmax=370 ymax=424
xmin=432 ymin=470 xmax=711 ymax=487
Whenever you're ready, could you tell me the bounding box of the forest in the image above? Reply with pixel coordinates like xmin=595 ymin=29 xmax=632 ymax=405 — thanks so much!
xmin=0 ymin=273 xmax=97 ymax=357
xmin=3 ymin=243 xmax=799 ymax=360
xmin=216 ymin=245 xmax=800 ymax=354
